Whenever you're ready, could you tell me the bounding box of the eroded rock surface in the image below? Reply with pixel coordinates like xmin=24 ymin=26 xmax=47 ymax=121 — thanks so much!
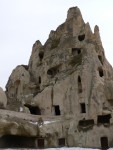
xmin=0 ymin=87 xmax=7 ymax=108
xmin=1 ymin=6 xmax=113 ymax=149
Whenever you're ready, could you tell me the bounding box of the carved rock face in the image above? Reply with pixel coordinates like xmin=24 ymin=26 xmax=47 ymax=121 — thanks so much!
xmin=2 ymin=7 xmax=113 ymax=149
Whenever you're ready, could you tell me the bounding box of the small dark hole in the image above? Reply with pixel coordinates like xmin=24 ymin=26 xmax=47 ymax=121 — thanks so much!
xmin=80 ymin=103 xmax=86 ymax=113
xmin=47 ymin=69 xmax=53 ymax=76
xmin=78 ymin=49 xmax=81 ymax=54
xmin=39 ymin=76 xmax=41 ymax=84
xmin=72 ymin=48 xmax=81 ymax=55
xmin=98 ymin=68 xmax=104 ymax=77
xmin=78 ymin=76 xmax=82 ymax=93
xmin=78 ymin=34 xmax=85 ymax=41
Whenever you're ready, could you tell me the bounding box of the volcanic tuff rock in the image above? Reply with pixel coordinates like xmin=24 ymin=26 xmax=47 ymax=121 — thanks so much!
xmin=0 ymin=6 xmax=113 ymax=148
xmin=0 ymin=87 xmax=7 ymax=108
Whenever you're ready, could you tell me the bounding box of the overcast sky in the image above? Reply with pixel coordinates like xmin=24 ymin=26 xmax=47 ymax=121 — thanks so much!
xmin=0 ymin=0 xmax=113 ymax=90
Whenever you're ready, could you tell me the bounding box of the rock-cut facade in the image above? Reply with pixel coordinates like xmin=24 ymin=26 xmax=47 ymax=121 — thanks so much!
xmin=0 ymin=7 xmax=113 ymax=149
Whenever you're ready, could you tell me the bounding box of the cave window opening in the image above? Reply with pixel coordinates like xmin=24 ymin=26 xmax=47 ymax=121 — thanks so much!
xmin=47 ymin=65 xmax=60 ymax=78
xmin=58 ymin=138 xmax=65 ymax=147
xmin=54 ymin=105 xmax=60 ymax=116
xmin=72 ymin=48 xmax=81 ymax=55
xmin=80 ymin=103 xmax=86 ymax=113
xmin=98 ymin=67 xmax=104 ymax=77
xmin=78 ymin=76 xmax=82 ymax=93
xmin=47 ymin=69 xmax=54 ymax=76
xmin=78 ymin=34 xmax=85 ymax=41
xmin=78 ymin=49 xmax=81 ymax=54
xmin=24 ymin=104 xmax=41 ymax=115
xmin=78 ymin=119 xmax=94 ymax=127
xmin=101 ymin=137 xmax=109 ymax=150
xmin=37 ymin=138 xmax=44 ymax=148
xmin=39 ymin=51 xmax=44 ymax=61
xmin=97 ymin=114 xmax=111 ymax=124
xmin=39 ymin=76 xmax=41 ymax=84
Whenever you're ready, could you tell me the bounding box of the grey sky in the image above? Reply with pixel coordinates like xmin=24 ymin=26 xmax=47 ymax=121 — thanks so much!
xmin=0 ymin=0 xmax=113 ymax=90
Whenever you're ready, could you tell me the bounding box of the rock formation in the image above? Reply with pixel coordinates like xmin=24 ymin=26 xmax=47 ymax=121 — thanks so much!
xmin=0 ymin=6 xmax=113 ymax=149
xmin=0 ymin=87 xmax=7 ymax=108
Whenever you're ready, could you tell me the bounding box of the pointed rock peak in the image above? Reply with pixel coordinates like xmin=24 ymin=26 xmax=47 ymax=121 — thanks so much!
xmin=94 ymin=25 xmax=99 ymax=32
xmin=94 ymin=25 xmax=102 ymax=45
xmin=35 ymin=40 xmax=42 ymax=46
xmin=86 ymin=22 xmax=92 ymax=31
xmin=85 ymin=22 xmax=93 ymax=35
xmin=33 ymin=40 xmax=42 ymax=49
xmin=66 ymin=6 xmax=83 ymax=21
xmin=49 ymin=30 xmax=55 ymax=39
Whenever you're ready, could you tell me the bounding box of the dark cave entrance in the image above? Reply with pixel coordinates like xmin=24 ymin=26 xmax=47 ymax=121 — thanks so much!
xmin=78 ymin=34 xmax=85 ymax=41
xmin=37 ymin=138 xmax=44 ymax=148
xmin=80 ymin=103 xmax=86 ymax=113
xmin=98 ymin=67 xmax=104 ymax=77
xmin=78 ymin=119 xmax=94 ymax=127
xmin=54 ymin=105 xmax=61 ymax=115
xmin=97 ymin=114 xmax=111 ymax=124
xmin=101 ymin=137 xmax=109 ymax=150
xmin=39 ymin=76 xmax=41 ymax=84
xmin=58 ymin=138 xmax=65 ymax=147
xmin=0 ymin=135 xmax=37 ymax=148
xmin=24 ymin=104 xmax=41 ymax=115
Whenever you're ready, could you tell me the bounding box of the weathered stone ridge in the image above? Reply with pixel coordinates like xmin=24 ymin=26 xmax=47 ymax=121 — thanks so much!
xmin=0 ymin=6 xmax=113 ymax=149
xmin=0 ymin=87 xmax=7 ymax=108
